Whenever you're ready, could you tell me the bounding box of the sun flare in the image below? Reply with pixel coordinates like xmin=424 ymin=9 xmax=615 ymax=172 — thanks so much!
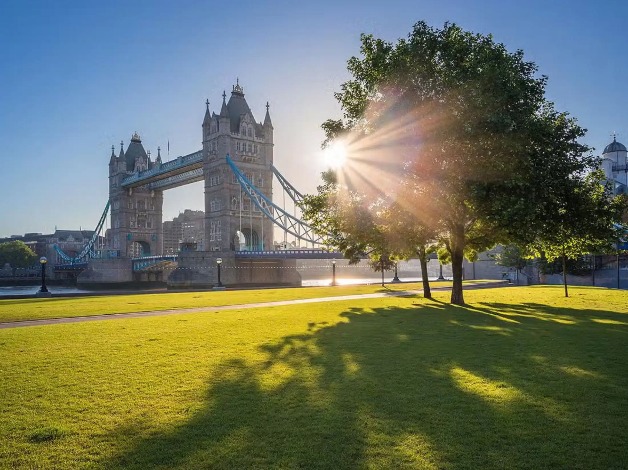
xmin=323 ymin=141 xmax=347 ymax=169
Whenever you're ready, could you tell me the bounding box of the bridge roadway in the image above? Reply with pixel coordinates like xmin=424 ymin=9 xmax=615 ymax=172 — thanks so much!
xmin=54 ymin=251 xmax=345 ymax=272
xmin=131 ymin=250 xmax=343 ymax=271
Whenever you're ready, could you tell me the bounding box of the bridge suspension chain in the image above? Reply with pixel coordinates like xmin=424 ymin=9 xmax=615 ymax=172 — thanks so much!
xmin=54 ymin=200 xmax=110 ymax=263
xmin=271 ymin=164 xmax=304 ymax=205
xmin=226 ymin=155 xmax=324 ymax=246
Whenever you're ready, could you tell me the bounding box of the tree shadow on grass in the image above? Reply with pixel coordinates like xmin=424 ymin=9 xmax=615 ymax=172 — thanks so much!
xmin=101 ymin=301 xmax=628 ymax=469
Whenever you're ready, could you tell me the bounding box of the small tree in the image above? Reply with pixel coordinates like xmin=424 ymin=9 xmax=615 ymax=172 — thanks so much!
xmin=526 ymin=172 xmax=625 ymax=297
xmin=494 ymin=245 xmax=529 ymax=284
xmin=0 ymin=240 xmax=37 ymax=275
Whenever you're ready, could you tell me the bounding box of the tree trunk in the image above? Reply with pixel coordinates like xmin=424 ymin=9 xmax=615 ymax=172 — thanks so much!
xmin=418 ymin=247 xmax=431 ymax=299
xmin=561 ymin=247 xmax=568 ymax=298
xmin=450 ymin=225 xmax=465 ymax=305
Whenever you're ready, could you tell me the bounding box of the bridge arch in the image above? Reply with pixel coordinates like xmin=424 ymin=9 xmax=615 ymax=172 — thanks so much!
xmin=239 ymin=228 xmax=260 ymax=251
xmin=128 ymin=240 xmax=152 ymax=257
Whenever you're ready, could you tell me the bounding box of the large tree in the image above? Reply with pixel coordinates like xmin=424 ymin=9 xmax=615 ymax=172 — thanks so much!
xmin=306 ymin=21 xmax=613 ymax=305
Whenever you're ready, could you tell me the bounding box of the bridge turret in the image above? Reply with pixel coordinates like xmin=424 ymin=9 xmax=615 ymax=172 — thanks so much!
xmin=202 ymin=82 xmax=274 ymax=252
xmin=108 ymin=134 xmax=164 ymax=259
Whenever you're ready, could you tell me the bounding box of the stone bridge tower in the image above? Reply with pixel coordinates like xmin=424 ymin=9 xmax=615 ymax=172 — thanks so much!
xmin=108 ymin=133 xmax=164 ymax=257
xmin=202 ymin=81 xmax=274 ymax=251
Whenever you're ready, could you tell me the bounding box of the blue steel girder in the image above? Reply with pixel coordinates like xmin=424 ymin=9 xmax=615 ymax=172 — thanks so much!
xmin=121 ymin=150 xmax=203 ymax=189
xmin=271 ymin=164 xmax=304 ymax=205
xmin=226 ymin=155 xmax=324 ymax=246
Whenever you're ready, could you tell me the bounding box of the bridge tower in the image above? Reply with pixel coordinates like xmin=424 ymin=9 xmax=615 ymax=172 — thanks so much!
xmin=202 ymin=81 xmax=274 ymax=252
xmin=108 ymin=133 xmax=164 ymax=257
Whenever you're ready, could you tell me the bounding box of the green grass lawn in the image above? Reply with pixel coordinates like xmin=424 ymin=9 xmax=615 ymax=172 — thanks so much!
xmin=0 ymin=281 xmax=465 ymax=323
xmin=1 ymin=285 xmax=627 ymax=469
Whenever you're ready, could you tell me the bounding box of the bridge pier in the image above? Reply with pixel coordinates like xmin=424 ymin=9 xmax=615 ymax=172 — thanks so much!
xmin=168 ymin=251 xmax=301 ymax=289
xmin=77 ymin=258 xmax=134 ymax=286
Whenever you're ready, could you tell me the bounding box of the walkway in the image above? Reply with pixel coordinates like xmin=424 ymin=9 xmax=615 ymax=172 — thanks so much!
xmin=0 ymin=282 xmax=508 ymax=330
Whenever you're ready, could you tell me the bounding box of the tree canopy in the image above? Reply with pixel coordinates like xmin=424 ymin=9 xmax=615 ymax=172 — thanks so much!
xmin=303 ymin=21 xmax=623 ymax=304
xmin=0 ymin=240 xmax=37 ymax=272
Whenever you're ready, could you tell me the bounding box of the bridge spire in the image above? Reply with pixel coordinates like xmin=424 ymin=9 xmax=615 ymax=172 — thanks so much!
xmin=203 ymin=98 xmax=212 ymax=127
xmin=109 ymin=145 xmax=117 ymax=166
xmin=119 ymin=140 xmax=125 ymax=159
xmin=220 ymin=90 xmax=229 ymax=117
xmin=264 ymin=101 xmax=273 ymax=128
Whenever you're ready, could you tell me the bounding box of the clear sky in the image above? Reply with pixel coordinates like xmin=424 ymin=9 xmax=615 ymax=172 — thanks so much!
xmin=1 ymin=0 xmax=627 ymax=238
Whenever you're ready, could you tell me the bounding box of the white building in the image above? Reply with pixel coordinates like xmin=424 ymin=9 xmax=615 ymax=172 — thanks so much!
xmin=600 ymin=136 xmax=628 ymax=194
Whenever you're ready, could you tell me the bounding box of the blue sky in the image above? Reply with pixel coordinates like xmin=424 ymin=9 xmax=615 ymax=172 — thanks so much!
xmin=1 ymin=0 xmax=627 ymax=237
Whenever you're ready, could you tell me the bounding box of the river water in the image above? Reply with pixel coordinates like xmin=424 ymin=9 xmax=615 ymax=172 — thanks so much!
xmin=0 ymin=276 xmax=436 ymax=297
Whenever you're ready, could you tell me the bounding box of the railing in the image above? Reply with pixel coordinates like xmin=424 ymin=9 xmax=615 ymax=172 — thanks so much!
xmin=132 ymin=255 xmax=178 ymax=271
xmin=235 ymin=250 xmax=342 ymax=259
xmin=54 ymin=262 xmax=88 ymax=271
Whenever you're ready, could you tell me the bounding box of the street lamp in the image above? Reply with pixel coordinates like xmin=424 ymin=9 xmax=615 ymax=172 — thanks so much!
xmin=216 ymin=258 xmax=223 ymax=287
xmin=331 ymin=259 xmax=337 ymax=286
xmin=38 ymin=257 xmax=49 ymax=295
xmin=392 ymin=262 xmax=401 ymax=283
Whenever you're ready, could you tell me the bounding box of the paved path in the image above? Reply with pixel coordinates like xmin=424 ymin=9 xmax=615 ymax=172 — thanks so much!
xmin=0 ymin=282 xmax=508 ymax=330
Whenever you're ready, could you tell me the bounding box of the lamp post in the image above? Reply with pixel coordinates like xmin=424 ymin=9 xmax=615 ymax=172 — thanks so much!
xmin=331 ymin=259 xmax=337 ymax=286
xmin=38 ymin=257 xmax=49 ymax=295
xmin=437 ymin=263 xmax=445 ymax=280
xmin=216 ymin=258 xmax=223 ymax=287
xmin=392 ymin=262 xmax=401 ymax=283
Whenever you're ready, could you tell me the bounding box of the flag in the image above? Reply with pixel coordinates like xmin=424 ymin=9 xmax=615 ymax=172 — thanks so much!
xmin=167 ymin=140 xmax=170 ymax=155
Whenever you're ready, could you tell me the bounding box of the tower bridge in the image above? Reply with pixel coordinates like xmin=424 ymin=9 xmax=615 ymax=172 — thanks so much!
xmin=61 ymin=81 xmax=333 ymax=288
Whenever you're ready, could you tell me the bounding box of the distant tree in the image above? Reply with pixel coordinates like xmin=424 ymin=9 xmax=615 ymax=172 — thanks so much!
xmin=380 ymin=200 xmax=437 ymax=298
xmin=309 ymin=21 xmax=601 ymax=305
xmin=525 ymin=171 xmax=626 ymax=297
xmin=0 ymin=240 xmax=37 ymax=275
xmin=494 ymin=245 xmax=529 ymax=284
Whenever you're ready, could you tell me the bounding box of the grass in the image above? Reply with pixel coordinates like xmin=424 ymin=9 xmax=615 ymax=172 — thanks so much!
xmin=0 ymin=280 xmax=465 ymax=323
xmin=0 ymin=285 xmax=627 ymax=469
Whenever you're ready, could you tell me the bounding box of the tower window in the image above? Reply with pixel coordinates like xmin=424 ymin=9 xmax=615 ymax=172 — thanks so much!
xmin=210 ymin=220 xmax=222 ymax=241
xmin=210 ymin=199 xmax=222 ymax=212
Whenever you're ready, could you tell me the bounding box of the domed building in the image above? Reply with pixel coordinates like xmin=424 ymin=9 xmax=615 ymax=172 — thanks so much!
xmin=601 ymin=136 xmax=628 ymax=194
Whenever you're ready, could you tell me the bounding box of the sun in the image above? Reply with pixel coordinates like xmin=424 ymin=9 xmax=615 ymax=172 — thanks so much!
xmin=323 ymin=141 xmax=347 ymax=169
